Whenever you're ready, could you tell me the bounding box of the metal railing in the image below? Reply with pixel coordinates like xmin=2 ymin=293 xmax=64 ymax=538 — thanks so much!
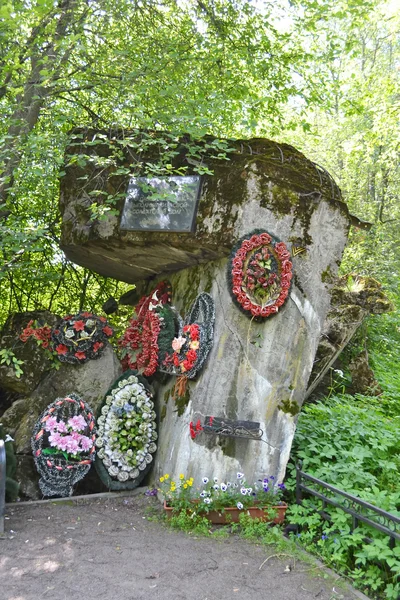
xmin=296 ymin=462 xmax=400 ymax=548
xmin=0 ymin=439 xmax=5 ymax=535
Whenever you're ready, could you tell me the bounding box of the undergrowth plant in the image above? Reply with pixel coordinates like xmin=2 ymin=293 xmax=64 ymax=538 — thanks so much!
xmin=286 ymin=395 xmax=400 ymax=599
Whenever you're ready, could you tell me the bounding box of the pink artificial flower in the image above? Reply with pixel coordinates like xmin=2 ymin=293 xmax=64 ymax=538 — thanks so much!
xmin=71 ymin=431 xmax=82 ymax=441
xmin=45 ymin=417 xmax=58 ymax=432
xmin=171 ymin=336 xmax=186 ymax=352
xmin=57 ymin=420 xmax=68 ymax=433
xmin=57 ymin=436 xmax=68 ymax=452
xmin=80 ymin=436 xmax=93 ymax=451
xmin=48 ymin=432 xmax=63 ymax=447
xmin=68 ymin=415 xmax=87 ymax=432
xmin=65 ymin=436 xmax=80 ymax=454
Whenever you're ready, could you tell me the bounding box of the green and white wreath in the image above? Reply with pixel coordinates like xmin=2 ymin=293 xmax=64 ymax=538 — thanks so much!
xmin=95 ymin=371 xmax=157 ymax=490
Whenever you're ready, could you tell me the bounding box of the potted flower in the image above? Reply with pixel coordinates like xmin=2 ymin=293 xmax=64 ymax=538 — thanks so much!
xmin=159 ymin=472 xmax=287 ymax=524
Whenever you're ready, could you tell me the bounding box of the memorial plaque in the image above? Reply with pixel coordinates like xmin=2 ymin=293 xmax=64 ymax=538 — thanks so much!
xmin=120 ymin=176 xmax=201 ymax=232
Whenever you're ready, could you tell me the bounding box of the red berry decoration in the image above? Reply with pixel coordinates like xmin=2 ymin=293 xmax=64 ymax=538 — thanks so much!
xmin=229 ymin=230 xmax=293 ymax=319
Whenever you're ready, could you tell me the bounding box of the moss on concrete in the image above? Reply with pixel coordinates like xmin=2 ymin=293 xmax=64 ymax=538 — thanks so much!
xmin=278 ymin=398 xmax=300 ymax=416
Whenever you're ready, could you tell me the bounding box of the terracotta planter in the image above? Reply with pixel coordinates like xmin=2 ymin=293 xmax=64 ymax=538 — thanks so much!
xmin=163 ymin=500 xmax=287 ymax=524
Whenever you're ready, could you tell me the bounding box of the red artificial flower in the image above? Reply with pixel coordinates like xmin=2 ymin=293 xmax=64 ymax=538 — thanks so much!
xmin=259 ymin=233 xmax=272 ymax=244
xmin=93 ymin=341 xmax=104 ymax=353
xmin=81 ymin=311 xmax=93 ymax=318
xmin=102 ymin=325 xmax=113 ymax=337
xmin=56 ymin=344 xmax=68 ymax=355
xmin=75 ymin=351 xmax=86 ymax=360
xmin=99 ymin=316 xmax=107 ymax=323
xmin=63 ymin=315 xmax=73 ymax=321
xmin=73 ymin=320 xmax=85 ymax=331
xmin=173 ymin=353 xmax=180 ymax=367
xmin=186 ymin=349 xmax=197 ymax=362
xmin=182 ymin=359 xmax=193 ymax=371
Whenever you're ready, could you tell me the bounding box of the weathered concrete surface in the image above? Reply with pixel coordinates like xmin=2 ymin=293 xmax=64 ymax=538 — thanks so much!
xmin=1 ymin=344 xmax=121 ymax=498
xmin=0 ymin=495 xmax=368 ymax=600
xmin=305 ymin=275 xmax=392 ymax=399
xmin=60 ymin=129 xmax=351 ymax=283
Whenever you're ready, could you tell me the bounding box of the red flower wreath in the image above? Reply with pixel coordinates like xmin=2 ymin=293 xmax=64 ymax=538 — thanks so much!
xmin=230 ymin=231 xmax=293 ymax=318
xmin=118 ymin=282 xmax=171 ymax=376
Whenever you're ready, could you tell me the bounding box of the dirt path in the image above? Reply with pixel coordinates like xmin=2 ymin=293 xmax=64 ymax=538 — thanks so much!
xmin=0 ymin=493 xmax=368 ymax=600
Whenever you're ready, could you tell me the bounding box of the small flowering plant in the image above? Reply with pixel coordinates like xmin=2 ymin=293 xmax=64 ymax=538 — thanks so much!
xmin=51 ymin=311 xmax=113 ymax=364
xmin=159 ymin=472 xmax=286 ymax=514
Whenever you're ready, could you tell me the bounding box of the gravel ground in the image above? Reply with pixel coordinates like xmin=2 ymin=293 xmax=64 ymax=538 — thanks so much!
xmin=0 ymin=493 xmax=369 ymax=600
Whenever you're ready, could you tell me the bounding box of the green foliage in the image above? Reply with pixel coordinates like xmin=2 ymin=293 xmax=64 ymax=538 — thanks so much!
xmin=167 ymin=510 xmax=211 ymax=536
xmin=286 ymin=394 xmax=400 ymax=598
xmin=0 ymin=348 xmax=23 ymax=378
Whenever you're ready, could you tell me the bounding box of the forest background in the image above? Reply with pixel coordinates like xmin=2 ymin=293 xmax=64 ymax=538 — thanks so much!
xmin=0 ymin=0 xmax=399 ymax=598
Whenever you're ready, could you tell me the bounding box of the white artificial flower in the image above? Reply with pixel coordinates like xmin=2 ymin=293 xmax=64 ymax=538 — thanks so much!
xmin=129 ymin=468 xmax=140 ymax=479
xmin=65 ymin=329 xmax=75 ymax=339
xmin=108 ymin=465 xmax=119 ymax=477
xmin=95 ymin=437 xmax=104 ymax=448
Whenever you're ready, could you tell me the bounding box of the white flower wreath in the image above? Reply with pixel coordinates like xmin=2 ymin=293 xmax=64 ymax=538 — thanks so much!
xmin=96 ymin=374 xmax=157 ymax=482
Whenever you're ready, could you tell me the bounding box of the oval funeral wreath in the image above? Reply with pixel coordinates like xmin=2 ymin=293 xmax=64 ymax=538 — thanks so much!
xmin=228 ymin=230 xmax=293 ymax=319
xmin=31 ymin=393 xmax=96 ymax=497
xmin=161 ymin=292 xmax=215 ymax=379
xmin=95 ymin=371 xmax=158 ymax=490
xmin=51 ymin=311 xmax=114 ymax=364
